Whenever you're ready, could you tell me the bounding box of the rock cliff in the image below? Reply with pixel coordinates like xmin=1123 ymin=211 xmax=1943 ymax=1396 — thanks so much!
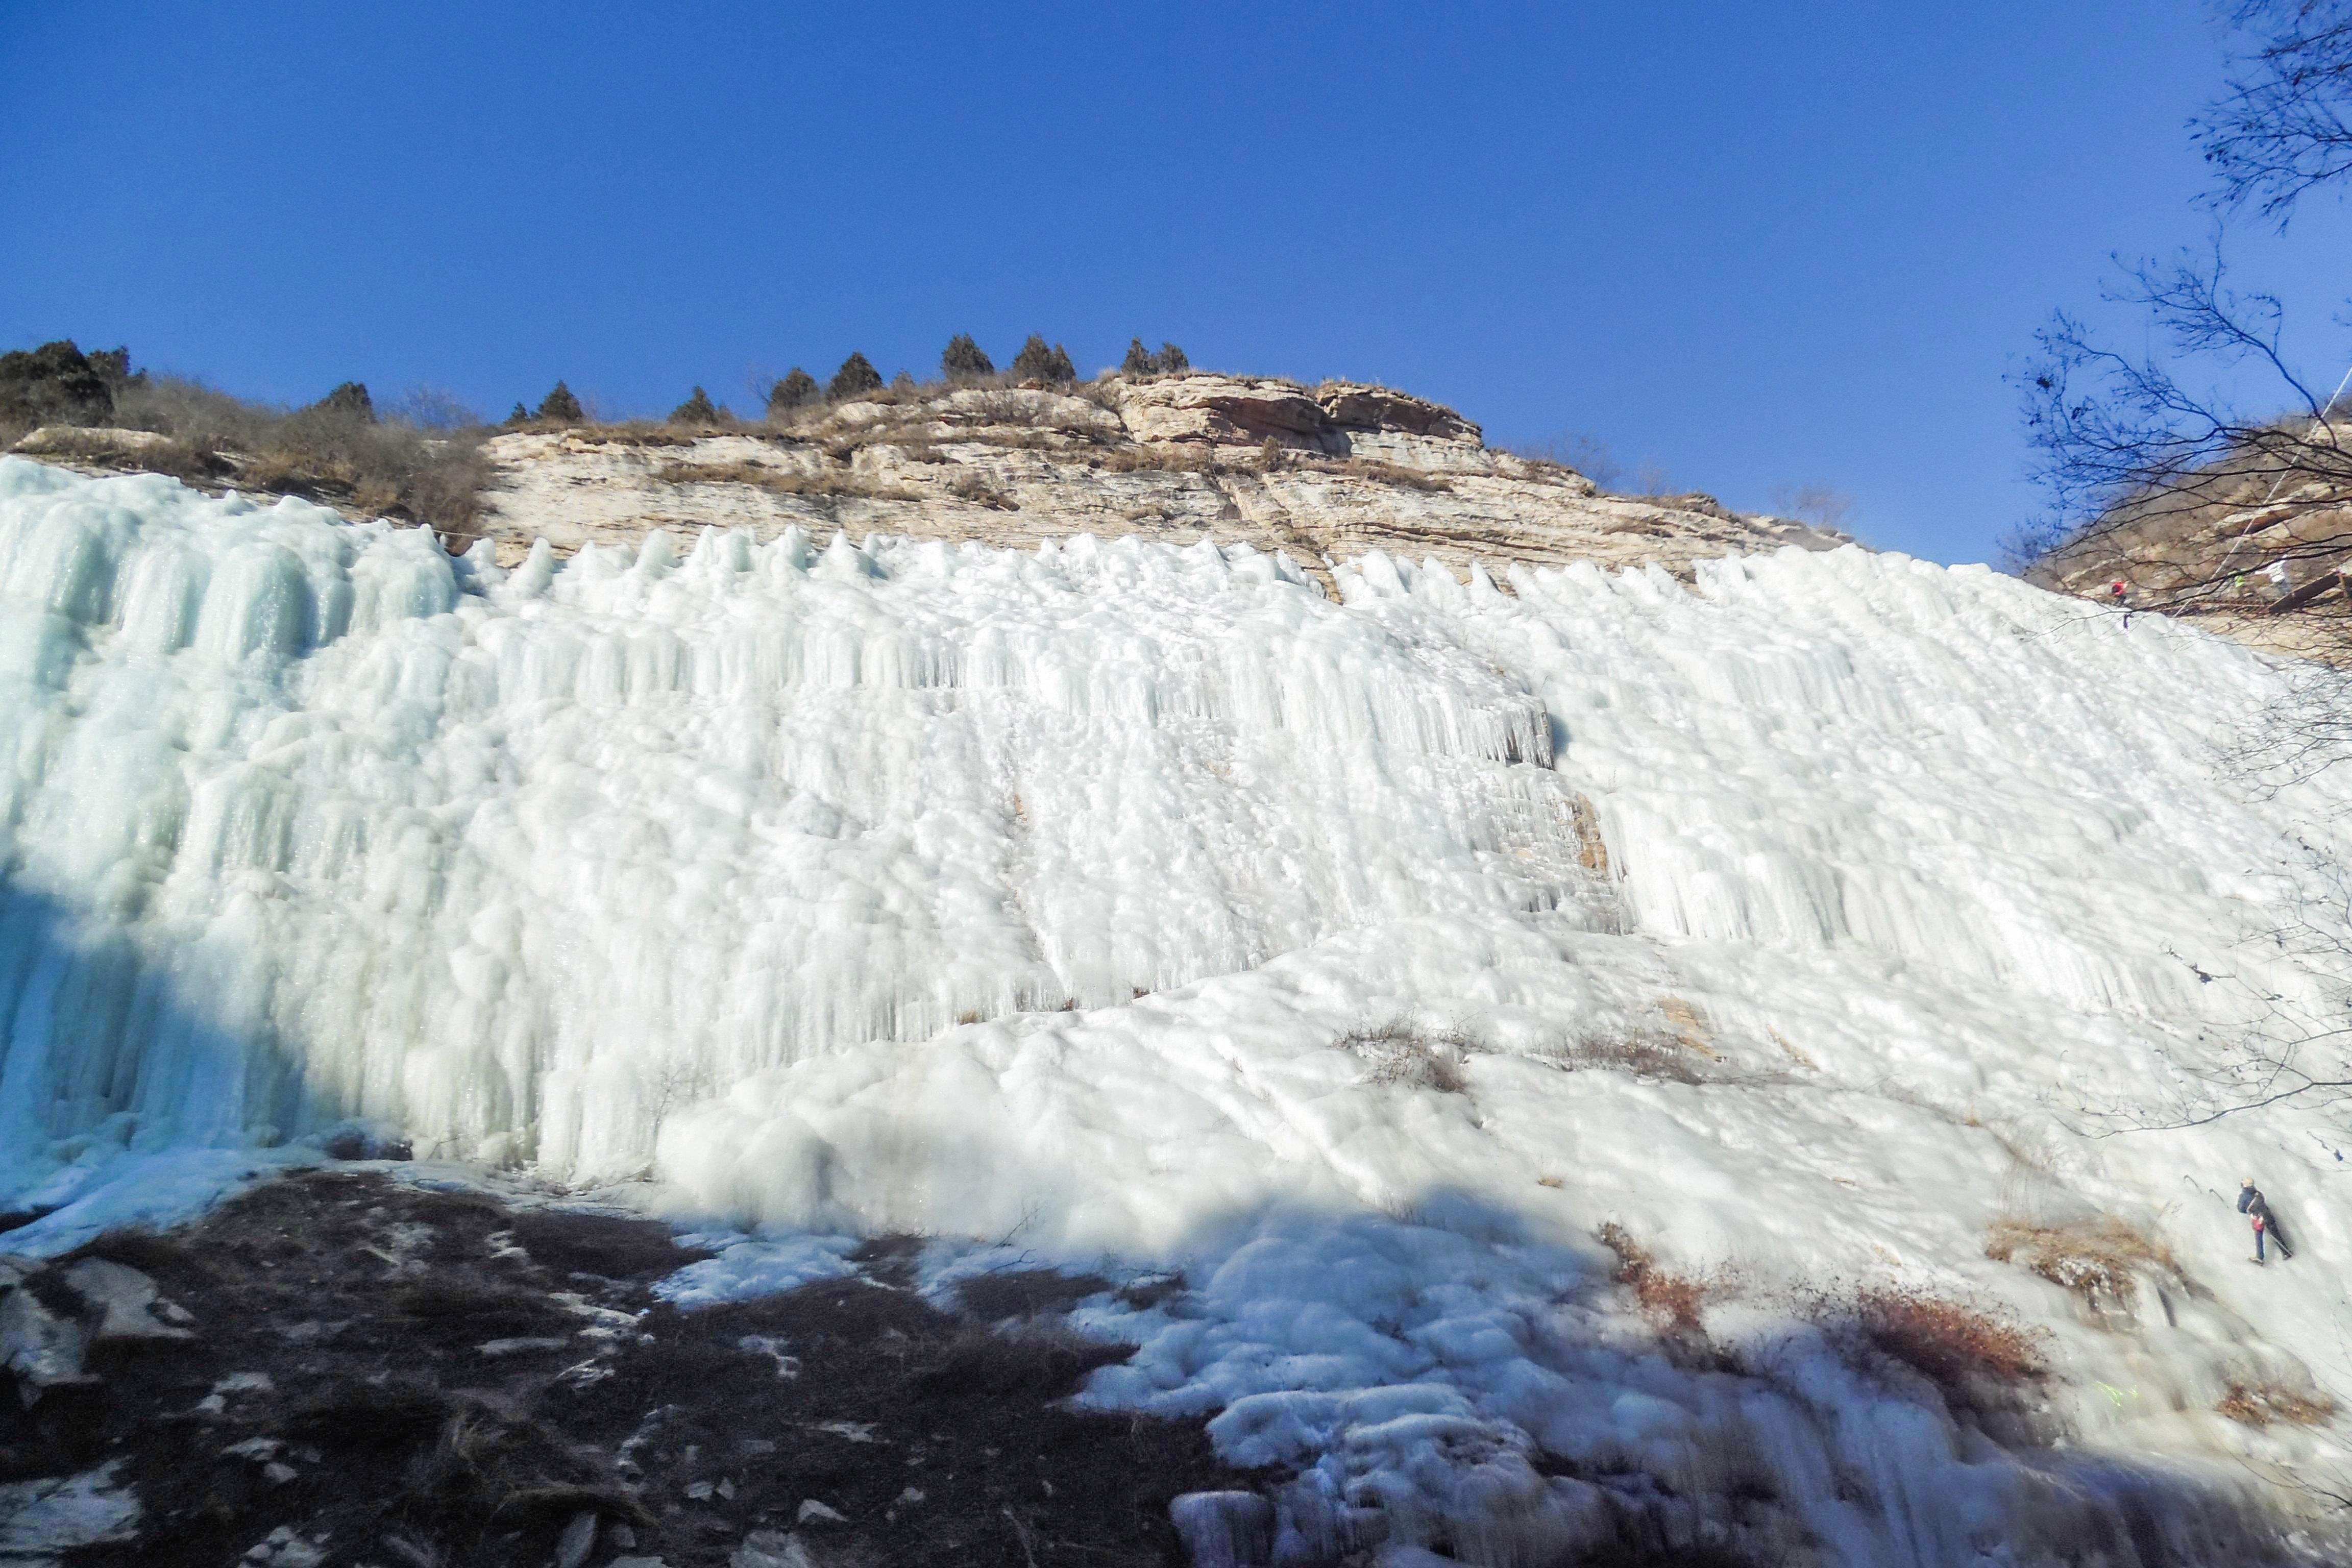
xmin=471 ymin=374 xmax=1846 ymax=585
xmin=10 ymin=372 xmax=1850 ymax=589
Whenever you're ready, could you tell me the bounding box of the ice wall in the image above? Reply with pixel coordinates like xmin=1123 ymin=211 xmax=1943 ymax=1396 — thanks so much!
xmin=0 ymin=459 xmax=1592 ymax=1185
xmin=8 ymin=457 xmax=2352 ymax=1563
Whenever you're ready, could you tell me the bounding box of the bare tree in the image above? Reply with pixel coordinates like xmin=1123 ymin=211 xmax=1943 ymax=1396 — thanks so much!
xmin=1505 ymin=432 xmax=1623 ymax=490
xmin=2017 ymin=3 xmax=2352 ymax=599
xmin=1768 ymin=482 xmax=1857 ymax=533
xmin=2013 ymin=240 xmax=2352 ymax=607
xmin=2021 ymin=6 xmax=2352 ymax=1138
xmin=2197 ymin=0 xmax=2352 ymax=223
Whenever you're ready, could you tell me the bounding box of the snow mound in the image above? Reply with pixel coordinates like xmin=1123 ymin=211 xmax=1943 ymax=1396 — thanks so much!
xmin=5 ymin=457 xmax=2352 ymax=1562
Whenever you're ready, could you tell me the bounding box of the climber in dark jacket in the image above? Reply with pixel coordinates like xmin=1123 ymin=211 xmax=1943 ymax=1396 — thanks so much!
xmin=2240 ymin=1179 xmax=2295 ymax=1262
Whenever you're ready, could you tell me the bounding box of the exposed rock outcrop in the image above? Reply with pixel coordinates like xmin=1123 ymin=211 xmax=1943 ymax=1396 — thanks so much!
xmin=462 ymin=373 xmax=1846 ymax=582
xmin=12 ymin=426 xmax=180 ymax=461
xmin=10 ymin=370 xmax=1853 ymax=596
xmin=1108 ymin=375 xmax=1481 ymax=452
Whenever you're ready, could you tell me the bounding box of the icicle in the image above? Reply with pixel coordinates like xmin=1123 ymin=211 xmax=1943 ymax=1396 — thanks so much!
xmin=633 ymin=529 xmax=678 ymax=579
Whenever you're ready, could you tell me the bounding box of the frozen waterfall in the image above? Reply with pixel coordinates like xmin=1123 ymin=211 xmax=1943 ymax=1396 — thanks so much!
xmin=7 ymin=456 xmax=2352 ymax=1564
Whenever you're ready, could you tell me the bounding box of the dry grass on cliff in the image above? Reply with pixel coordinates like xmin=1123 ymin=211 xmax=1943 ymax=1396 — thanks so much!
xmin=100 ymin=377 xmax=491 ymax=543
xmin=1306 ymin=456 xmax=1456 ymax=493
xmin=1596 ymin=1223 xmax=1718 ymax=1337
xmin=1094 ymin=443 xmax=1227 ymax=475
xmin=947 ymin=472 xmax=1019 ymax=510
xmin=1826 ymin=1286 xmax=2047 ymax=1392
xmin=1983 ymin=1214 xmax=2175 ymax=1310
xmin=2217 ymin=1382 xmax=2337 ymax=1428
xmin=819 ymin=421 xmax=948 ymax=461
xmin=653 ymin=458 xmax=922 ymax=503
xmin=527 ymin=421 xmax=702 ymax=447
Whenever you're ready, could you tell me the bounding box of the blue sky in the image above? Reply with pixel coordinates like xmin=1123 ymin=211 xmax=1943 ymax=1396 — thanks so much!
xmin=5 ymin=2 xmax=2350 ymax=565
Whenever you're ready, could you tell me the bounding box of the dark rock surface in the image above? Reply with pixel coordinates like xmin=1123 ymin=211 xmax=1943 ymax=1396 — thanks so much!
xmin=0 ymin=1170 xmax=1258 ymax=1567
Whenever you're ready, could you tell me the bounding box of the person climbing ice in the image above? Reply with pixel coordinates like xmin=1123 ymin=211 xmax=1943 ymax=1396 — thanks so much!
xmin=2240 ymin=1178 xmax=2294 ymax=1263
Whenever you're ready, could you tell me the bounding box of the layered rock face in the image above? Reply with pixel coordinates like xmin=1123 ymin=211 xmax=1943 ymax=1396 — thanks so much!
xmin=471 ymin=374 xmax=1847 ymax=581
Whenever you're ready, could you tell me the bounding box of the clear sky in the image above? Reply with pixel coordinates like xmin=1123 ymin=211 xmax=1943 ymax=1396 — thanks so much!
xmin=6 ymin=2 xmax=2350 ymax=565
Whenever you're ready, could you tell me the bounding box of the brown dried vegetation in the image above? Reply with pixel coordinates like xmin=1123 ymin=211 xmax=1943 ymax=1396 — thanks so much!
xmin=1984 ymin=1214 xmax=2177 ymax=1310
xmin=1302 ymin=456 xmax=1457 ymax=493
xmin=1595 ymin=1223 xmax=1715 ymax=1337
xmin=2217 ymin=1382 xmax=2337 ymax=1428
xmin=1094 ymin=443 xmax=1228 ymax=476
xmin=653 ymin=459 xmax=922 ymax=504
xmin=112 ymin=378 xmax=492 ymax=543
xmin=1839 ymin=1287 xmax=2047 ymax=1390
xmin=947 ymin=472 xmax=1019 ymax=510
xmin=1535 ymin=1024 xmax=1707 ymax=1085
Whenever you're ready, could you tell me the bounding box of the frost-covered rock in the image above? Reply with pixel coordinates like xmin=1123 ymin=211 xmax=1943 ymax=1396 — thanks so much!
xmin=0 ymin=1278 xmax=89 ymax=1390
xmin=729 ymin=1530 xmax=814 ymax=1568
xmin=240 ymin=1525 xmax=326 ymax=1567
xmin=61 ymin=1258 xmax=194 ymax=1342
xmin=0 ymin=1465 xmax=139 ymax=1558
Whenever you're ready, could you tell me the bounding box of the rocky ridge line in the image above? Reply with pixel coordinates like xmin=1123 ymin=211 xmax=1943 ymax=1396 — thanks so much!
xmin=16 ymin=372 xmax=1853 ymax=586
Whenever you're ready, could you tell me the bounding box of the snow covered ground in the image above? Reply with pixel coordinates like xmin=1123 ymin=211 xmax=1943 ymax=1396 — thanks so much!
xmin=5 ymin=456 xmax=2352 ymax=1563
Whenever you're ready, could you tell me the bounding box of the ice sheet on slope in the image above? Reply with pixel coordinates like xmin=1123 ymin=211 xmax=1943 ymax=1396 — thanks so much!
xmin=9 ymin=460 xmax=2352 ymax=1560
xmin=0 ymin=458 xmax=1595 ymax=1186
xmin=639 ymin=540 xmax=2352 ymax=1560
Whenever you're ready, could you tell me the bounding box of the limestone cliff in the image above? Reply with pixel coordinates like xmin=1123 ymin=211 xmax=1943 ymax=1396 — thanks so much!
xmin=470 ymin=374 xmax=1846 ymax=586
xmin=11 ymin=375 xmax=1839 ymax=578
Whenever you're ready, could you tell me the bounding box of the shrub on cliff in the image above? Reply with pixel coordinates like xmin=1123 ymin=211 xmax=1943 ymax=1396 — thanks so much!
xmin=1010 ymin=336 xmax=1076 ymax=385
xmin=535 ymin=382 xmax=584 ymax=424
xmin=1118 ymin=340 xmax=1189 ymax=377
xmin=670 ymin=386 xmax=722 ymax=425
xmin=768 ymin=368 xmax=820 ymax=415
xmin=101 ymin=373 xmax=491 ymax=541
xmin=829 ymin=353 xmax=883 ymax=400
xmin=85 ymin=346 xmax=140 ymax=393
xmin=942 ymin=334 xmax=994 ymax=381
xmin=314 ymin=381 xmax=376 ymax=422
xmin=0 ymin=339 xmax=128 ymax=427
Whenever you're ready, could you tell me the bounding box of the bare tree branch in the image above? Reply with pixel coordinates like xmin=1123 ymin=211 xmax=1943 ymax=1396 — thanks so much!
xmin=2012 ymin=241 xmax=2352 ymax=612
xmin=2197 ymin=1 xmax=2352 ymax=224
